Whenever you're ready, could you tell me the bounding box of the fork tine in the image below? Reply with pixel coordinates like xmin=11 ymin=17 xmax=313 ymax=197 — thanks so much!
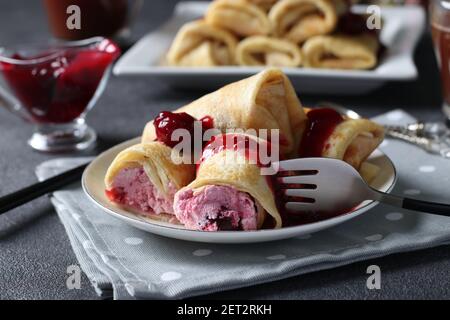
xmin=285 ymin=202 xmax=315 ymax=212
xmin=280 ymin=176 xmax=318 ymax=185
xmin=278 ymin=158 xmax=333 ymax=172
xmin=285 ymin=189 xmax=317 ymax=198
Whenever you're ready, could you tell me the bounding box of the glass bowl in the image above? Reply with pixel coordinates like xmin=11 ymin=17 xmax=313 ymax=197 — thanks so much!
xmin=0 ymin=37 xmax=121 ymax=152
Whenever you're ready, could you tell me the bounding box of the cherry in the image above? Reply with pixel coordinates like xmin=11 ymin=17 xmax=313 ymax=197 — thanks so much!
xmin=200 ymin=115 xmax=214 ymax=131
xmin=154 ymin=112 xmax=198 ymax=148
xmin=153 ymin=111 xmax=216 ymax=148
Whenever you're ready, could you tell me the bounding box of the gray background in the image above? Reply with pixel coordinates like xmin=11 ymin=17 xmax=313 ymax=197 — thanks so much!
xmin=0 ymin=0 xmax=448 ymax=300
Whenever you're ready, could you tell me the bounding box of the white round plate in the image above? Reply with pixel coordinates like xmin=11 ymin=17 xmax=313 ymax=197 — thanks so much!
xmin=83 ymin=138 xmax=397 ymax=244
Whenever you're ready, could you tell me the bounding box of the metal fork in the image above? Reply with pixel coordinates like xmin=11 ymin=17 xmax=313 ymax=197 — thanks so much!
xmin=277 ymin=158 xmax=450 ymax=217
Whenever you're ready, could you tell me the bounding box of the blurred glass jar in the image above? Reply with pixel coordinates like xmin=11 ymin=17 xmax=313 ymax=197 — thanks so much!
xmin=430 ymin=0 xmax=450 ymax=121
xmin=0 ymin=38 xmax=121 ymax=152
xmin=43 ymin=0 xmax=142 ymax=41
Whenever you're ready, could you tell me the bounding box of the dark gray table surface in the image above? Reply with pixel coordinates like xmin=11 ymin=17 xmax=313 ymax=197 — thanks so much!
xmin=0 ymin=0 xmax=449 ymax=300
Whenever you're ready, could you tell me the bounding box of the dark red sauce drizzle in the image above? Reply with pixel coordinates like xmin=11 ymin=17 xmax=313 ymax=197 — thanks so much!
xmin=298 ymin=108 xmax=344 ymax=158
xmin=338 ymin=12 xmax=379 ymax=37
xmin=105 ymin=188 xmax=123 ymax=202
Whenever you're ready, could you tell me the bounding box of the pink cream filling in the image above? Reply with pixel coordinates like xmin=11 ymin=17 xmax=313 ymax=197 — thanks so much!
xmin=106 ymin=167 xmax=176 ymax=216
xmin=174 ymin=185 xmax=258 ymax=231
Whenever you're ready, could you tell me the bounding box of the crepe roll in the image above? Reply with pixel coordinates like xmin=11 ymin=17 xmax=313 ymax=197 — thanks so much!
xmin=269 ymin=0 xmax=349 ymax=44
xmin=245 ymin=0 xmax=279 ymax=11
xmin=205 ymin=0 xmax=272 ymax=37
xmin=302 ymin=34 xmax=379 ymax=70
xmin=143 ymin=68 xmax=307 ymax=156
xmin=298 ymin=108 xmax=384 ymax=182
xmin=167 ymin=20 xmax=238 ymax=67
xmin=236 ymin=36 xmax=303 ymax=67
xmin=174 ymin=134 xmax=282 ymax=231
xmin=105 ymin=143 xmax=195 ymax=221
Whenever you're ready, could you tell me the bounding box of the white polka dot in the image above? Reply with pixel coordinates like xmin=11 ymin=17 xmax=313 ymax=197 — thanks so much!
xmin=82 ymin=240 xmax=93 ymax=250
xmin=403 ymin=189 xmax=421 ymax=196
xmin=297 ymin=234 xmax=312 ymax=240
xmin=72 ymin=213 xmax=81 ymax=221
xmin=266 ymin=254 xmax=286 ymax=261
xmin=161 ymin=272 xmax=182 ymax=282
xmin=419 ymin=165 xmax=436 ymax=173
xmin=124 ymin=237 xmax=143 ymax=246
xmin=193 ymin=249 xmax=213 ymax=257
xmin=387 ymin=111 xmax=404 ymax=121
xmin=380 ymin=140 xmax=389 ymax=148
xmin=386 ymin=212 xmax=404 ymax=221
xmin=365 ymin=234 xmax=383 ymax=242
xmin=125 ymin=283 xmax=135 ymax=296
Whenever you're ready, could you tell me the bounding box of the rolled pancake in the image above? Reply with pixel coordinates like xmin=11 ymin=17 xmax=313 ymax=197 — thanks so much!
xmin=142 ymin=69 xmax=308 ymax=156
xmin=105 ymin=142 xmax=195 ymax=221
xmin=174 ymin=133 xmax=281 ymax=231
xmin=302 ymin=34 xmax=379 ymax=70
xmin=245 ymin=0 xmax=279 ymax=11
xmin=236 ymin=36 xmax=303 ymax=67
xmin=299 ymin=108 xmax=385 ymax=182
xmin=205 ymin=0 xmax=272 ymax=37
xmin=167 ymin=20 xmax=238 ymax=67
xmin=269 ymin=0 xmax=349 ymax=44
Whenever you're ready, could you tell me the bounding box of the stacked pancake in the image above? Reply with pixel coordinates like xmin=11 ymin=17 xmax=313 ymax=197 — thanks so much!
xmin=105 ymin=69 xmax=385 ymax=231
xmin=166 ymin=0 xmax=381 ymax=70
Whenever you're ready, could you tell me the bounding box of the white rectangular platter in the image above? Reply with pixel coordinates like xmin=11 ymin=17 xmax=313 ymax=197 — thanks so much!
xmin=114 ymin=2 xmax=426 ymax=95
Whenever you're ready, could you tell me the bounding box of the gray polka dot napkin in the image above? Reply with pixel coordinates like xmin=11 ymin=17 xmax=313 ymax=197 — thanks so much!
xmin=36 ymin=110 xmax=450 ymax=300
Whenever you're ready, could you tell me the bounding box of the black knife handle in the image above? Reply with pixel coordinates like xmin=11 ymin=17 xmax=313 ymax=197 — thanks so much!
xmin=0 ymin=163 xmax=88 ymax=215
xmin=403 ymin=198 xmax=450 ymax=217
